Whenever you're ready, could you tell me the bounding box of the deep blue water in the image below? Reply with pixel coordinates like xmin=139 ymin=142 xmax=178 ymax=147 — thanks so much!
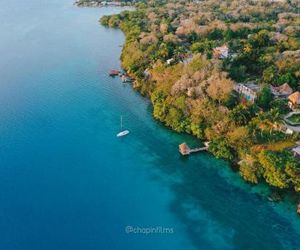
xmin=0 ymin=1 xmax=299 ymax=249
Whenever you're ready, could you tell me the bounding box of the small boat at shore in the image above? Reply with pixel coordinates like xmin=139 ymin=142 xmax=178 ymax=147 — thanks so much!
xmin=117 ymin=115 xmax=130 ymax=137
xmin=121 ymin=74 xmax=132 ymax=83
xmin=109 ymin=69 xmax=120 ymax=77
xmin=297 ymin=204 xmax=300 ymax=215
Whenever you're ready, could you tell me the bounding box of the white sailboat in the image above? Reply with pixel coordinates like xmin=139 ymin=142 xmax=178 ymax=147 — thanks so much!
xmin=117 ymin=115 xmax=129 ymax=137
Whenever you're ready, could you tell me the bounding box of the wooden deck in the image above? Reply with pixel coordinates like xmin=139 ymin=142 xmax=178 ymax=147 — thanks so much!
xmin=179 ymin=142 xmax=209 ymax=155
xmin=189 ymin=147 xmax=208 ymax=153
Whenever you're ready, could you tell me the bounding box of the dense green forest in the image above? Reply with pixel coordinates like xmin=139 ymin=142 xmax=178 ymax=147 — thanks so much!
xmin=99 ymin=0 xmax=300 ymax=194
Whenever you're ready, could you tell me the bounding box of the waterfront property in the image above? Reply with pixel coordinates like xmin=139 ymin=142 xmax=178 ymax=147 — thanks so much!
xmin=179 ymin=143 xmax=190 ymax=155
xmin=288 ymin=91 xmax=300 ymax=110
xmin=76 ymin=1 xmax=124 ymax=7
xmin=234 ymin=82 xmax=260 ymax=102
xmin=179 ymin=142 xmax=209 ymax=155
xmin=121 ymin=74 xmax=131 ymax=83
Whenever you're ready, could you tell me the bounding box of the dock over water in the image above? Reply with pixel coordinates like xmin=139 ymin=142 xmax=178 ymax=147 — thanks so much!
xmin=179 ymin=142 xmax=209 ymax=155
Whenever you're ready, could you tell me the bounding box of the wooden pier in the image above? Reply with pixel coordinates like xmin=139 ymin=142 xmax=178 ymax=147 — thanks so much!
xmin=179 ymin=142 xmax=209 ymax=155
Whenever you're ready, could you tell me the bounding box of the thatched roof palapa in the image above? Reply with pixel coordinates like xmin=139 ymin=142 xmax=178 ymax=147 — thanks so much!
xmin=289 ymin=91 xmax=300 ymax=105
xmin=179 ymin=143 xmax=191 ymax=155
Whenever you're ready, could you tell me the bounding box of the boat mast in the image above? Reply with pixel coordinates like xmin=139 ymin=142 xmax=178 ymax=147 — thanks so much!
xmin=120 ymin=115 xmax=123 ymax=130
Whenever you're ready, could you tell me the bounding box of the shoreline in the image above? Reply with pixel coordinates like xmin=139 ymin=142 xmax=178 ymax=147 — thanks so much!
xmin=76 ymin=2 xmax=300 ymax=213
xmin=104 ymin=19 xmax=300 ymax=210
xmin=74 ymin=1 xmax=132 ymax=8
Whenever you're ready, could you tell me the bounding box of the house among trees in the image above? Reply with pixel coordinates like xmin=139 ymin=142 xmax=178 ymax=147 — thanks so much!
xmin=180 ymin=54 xmax=193 ymax=64
xmin=100 ymin=0 xmax=300 ymax=196
xmin=144 ymin=69 xmax=151 ymax=79
xmin=213 ymin=45 xmax=229 ymax=59
xmin=166 ymin=58 xmax=174 ymax=65
xmin=292 ymin=146 xmax=300 ymax=158
xmin=101 ymin=1 xmax=122 ymax=6
xmin=271 ymin=83 xmax=293 ymax=97
xmin=234 ymin=83 xmax=260 ymax=102
xmin=288 ymin=91 xmax=300 ymax=110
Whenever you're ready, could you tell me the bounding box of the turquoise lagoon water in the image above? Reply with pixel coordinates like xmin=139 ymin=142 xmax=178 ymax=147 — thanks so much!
xmin=0 ymin=1 xmax=299 ymax=249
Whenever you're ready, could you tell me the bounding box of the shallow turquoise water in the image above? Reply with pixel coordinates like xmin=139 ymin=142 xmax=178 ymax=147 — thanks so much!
xmin=0 ymin=1 xmax=299 ymax=249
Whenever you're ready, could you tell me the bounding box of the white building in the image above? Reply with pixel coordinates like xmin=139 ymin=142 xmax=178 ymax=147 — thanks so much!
xmin=234 ymin=83 xmax=261 ymax=102
xmin=213 ymin=45 xmax=229 ymax=59
xmin=292 ymin=146 xmax=300 ymax=158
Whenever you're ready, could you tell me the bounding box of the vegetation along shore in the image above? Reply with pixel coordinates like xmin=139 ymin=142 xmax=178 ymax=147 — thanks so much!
xmin=82 ymin=1 xmax=300 ymax=202
xmin=75 ymin=0 xmax=135 ymax=7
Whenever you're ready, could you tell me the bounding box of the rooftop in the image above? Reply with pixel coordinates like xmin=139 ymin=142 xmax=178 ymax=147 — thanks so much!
xmin=271 ymin=83 xmax=293 ymax=96
xmin=289 ymin=91 xmax=300 ymax=104
xmin=213 ymin=45 xmax=229 ymax=59
xmin=236 ymin=82 xmax=260 ymax=91
xmin=292 ymin=146 xmax=300 ymax=156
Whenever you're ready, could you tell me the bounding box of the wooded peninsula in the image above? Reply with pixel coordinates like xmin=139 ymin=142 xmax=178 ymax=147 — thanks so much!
xmin=82 ymin=0 xmax=300 ymax=196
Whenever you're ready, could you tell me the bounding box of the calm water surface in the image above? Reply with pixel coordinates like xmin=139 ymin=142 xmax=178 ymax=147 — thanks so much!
xmin=0 ymin=1 xmax=299 ymax=249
